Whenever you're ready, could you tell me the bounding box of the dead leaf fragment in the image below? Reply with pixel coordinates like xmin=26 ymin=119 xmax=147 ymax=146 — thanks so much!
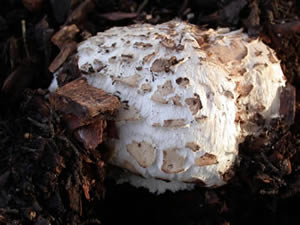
xmin=51 ymin=24 xmax=79 ymax=49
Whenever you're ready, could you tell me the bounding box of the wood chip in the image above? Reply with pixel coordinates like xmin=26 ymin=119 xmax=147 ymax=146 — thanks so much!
xmin=279 ymin=84 xmax=296 ymax=126
xmin=48 ymin=41 xmax=77 ymax=73
xmin=66 ymin=0 xmax=95 ymax=24
xmin=49 ymin=78 xmax=120 ymax=120
xmin=51 ymin=24 xmax=80 ymax=49
xmin=74 ymin=120 xmax=107 ymax=149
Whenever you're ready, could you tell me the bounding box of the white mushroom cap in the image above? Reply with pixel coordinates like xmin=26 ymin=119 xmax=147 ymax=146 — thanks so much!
xmin=50 ymin=20 xmax=286 ymax=192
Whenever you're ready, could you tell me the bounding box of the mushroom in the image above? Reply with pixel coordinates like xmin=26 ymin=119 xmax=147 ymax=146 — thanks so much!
xmin=49 ymin=20 xmax=292 ymax=194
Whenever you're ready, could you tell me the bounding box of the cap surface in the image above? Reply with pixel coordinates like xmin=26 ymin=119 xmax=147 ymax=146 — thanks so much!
xmin=50 ymin=20 xmax=286 ymax=189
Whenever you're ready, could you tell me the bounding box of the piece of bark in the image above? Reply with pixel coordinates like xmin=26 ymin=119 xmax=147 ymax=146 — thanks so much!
xmin=271 ymin=21 xmax=300 ymax=35
xmin=48 ymin=41 xmax=77 ymax=73
xmin=280 ymin=84 xmax=296 ymax=126
xmin=74 ymin=120 xmax=107 ymax=149
xmin=8 ymin=36 xmax=20 ymax=70
xmin=98 ymin=12 xmax=137 ymax=21
xmin=51 ymin=24 xmax=80 ymax=49
xmin=50 ymin=78 xmax=120 ymax=120
xmin=50 ymin=78 xmax=120 ymax=149
xmin=66 ymin=0 xmax=95 ymax=25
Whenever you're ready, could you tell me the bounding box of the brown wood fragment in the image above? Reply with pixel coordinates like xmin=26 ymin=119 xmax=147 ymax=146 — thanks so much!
xmin=272 ymin=21 xmax=300 ymax=35
xmin=74 ymin=120 xmax=107 ymax=149
xmin=48 ymin=41 xmax=77 ymax=73
xmin=98 ymin=12 xmax=137 ymax=21
xmin=50 ymin=78 xmax=120 ymax=149
xmin=51 ymin=24 xmax=80 ymax=49
xmin=50 ymin=78 xmax=120 ymax=120
xmin=8 ymin=37 xmax=20 ymax=70
xmin=280 ymin=84 xmax=296 ymax=126
xmin=66 ymin=0 xmax=95 ymax=24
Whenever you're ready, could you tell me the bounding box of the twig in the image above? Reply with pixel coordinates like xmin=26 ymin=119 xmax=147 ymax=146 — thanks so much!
xmin=21 ymin=20 xmax=30 ymax=59
xmin=260 ymin=152 xmax=280 ymax=173
xmin=272 ymin=21 xmax=300 ymax=34
xmin=27 ymin=117 xmax=49 ymax=130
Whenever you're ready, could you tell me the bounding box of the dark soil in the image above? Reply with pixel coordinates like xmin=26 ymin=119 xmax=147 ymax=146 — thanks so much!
xmin=0 ymin=0 xmax=300 ymax=225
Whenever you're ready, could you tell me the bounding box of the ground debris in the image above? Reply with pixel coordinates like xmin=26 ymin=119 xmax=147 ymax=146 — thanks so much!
xmin=49 ymin=78 xmax=120 ymax=149
xmin=0 ymin=89 xmax=110 ymax=224
xmin=0 ymin=0 xmax=299 ymax=225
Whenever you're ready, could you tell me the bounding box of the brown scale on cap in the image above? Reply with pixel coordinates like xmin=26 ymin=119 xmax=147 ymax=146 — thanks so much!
xmin=195 ymin=153 xmax=218 ymax=166
xmin=126 ymin=141 xmax=156 ymax=168
xmin=169 ymin=94 xmax=183 ymax=106
xmin=185 ymin=142 xmax=201 ymax=152
xmin=133 ymin=42 xmax=153 ymax=49
xmin=235 ymin=82 xmax=254 ymax=97
xmin=138 ymin=83 xmax=152 ymax=95
xmin=163 ymin=119 xmax=187 ymax=128
xmin=162 ymin=148 xmax=186 ymax=174
xmin=113 ymin=74 xmax=141 ymax=88
xmin=185 ymin=94 xmax=203 ymax=115
xmin=150 ymin=56 xmax=181 ymax=73
xmin=143 ymin=52 xmax=157 ymax=64
xmin=176 ymin=77 xmax=190 ymax=88
xmin=151 ymin=80 xmax=175 ymax=104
